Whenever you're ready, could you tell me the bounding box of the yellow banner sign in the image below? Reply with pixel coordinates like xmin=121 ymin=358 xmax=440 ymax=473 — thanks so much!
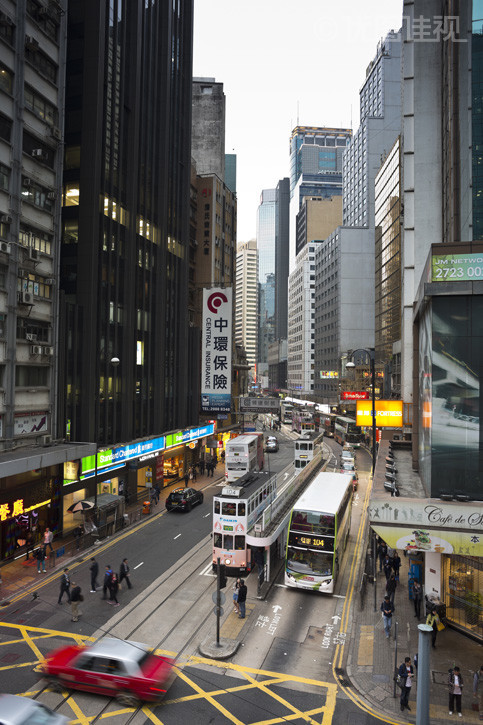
xmin=356 ymin=399 xmax=403 ymax=428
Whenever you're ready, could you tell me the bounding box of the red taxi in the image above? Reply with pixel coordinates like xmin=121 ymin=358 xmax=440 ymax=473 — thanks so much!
xmin=42 ymin=638 xmax=174 ymax=706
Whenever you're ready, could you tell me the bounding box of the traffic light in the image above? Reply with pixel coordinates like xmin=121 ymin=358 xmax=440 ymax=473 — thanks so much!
xmin=219 ymin=563 xmax=227 ymax=589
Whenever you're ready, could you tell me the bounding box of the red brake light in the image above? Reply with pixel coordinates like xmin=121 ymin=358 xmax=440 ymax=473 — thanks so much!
xmin=149 ymin=686 xmax=167 ymax=693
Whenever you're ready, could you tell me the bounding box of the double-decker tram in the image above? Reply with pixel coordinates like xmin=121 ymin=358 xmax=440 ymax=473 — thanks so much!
xmin=285 ymin=472 xmax=353 ymax=593
xmin=333 ymin=415 xmax=364 ymax=448
xmin=224 ymin=433 xmax=264 ymax=482
xmin=212 ymin=470 xmax=276 ymax=576
xmin=292 ymin=410 xmax=315 ymax=435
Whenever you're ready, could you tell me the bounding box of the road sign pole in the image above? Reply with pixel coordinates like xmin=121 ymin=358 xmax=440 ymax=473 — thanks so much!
xmin=216 ymin=557 xmax=221 ymax=646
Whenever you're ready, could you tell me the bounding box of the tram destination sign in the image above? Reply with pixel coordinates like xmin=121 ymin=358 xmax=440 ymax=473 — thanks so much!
xmin=239 ymin=397 xmax=280 ymax=413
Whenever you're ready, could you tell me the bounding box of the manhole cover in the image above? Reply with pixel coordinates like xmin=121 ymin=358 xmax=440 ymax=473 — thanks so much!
xmin=1 ymin=652 xmax=20 ymax=663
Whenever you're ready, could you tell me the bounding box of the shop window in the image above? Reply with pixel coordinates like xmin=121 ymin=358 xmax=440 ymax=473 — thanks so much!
xmin=443 ymin=555 xmax=483 ymax=640
xmin=15 ymin=365 xmax=49 ymax=387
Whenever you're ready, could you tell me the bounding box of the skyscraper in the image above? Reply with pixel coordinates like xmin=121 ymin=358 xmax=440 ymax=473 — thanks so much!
xmin=235 ymin=240 xmax=258 ymax=372
xmin=59 ymin=0 xmax=195 ymax=446
xmin=257 ymin=189 xmax=276 ymax=366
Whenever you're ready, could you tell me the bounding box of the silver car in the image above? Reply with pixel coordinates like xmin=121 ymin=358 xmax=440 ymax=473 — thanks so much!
xmin=0 ymin=695 xmax=69 ymax=725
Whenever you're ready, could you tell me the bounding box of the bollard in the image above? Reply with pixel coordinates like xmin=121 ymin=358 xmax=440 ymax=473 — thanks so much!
xmin=416 ymin=624 xmax=433 ymax=725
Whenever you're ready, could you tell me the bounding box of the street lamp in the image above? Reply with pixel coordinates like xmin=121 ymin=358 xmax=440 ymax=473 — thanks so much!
xmin=346 ymin=348 xmax=377 ymax=474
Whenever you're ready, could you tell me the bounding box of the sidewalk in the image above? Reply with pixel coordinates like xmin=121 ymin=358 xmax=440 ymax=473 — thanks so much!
xmin=0 ymin=466 xmax=225 ymax=605
xmin=346 ymin=552 xmax=482 ymax=723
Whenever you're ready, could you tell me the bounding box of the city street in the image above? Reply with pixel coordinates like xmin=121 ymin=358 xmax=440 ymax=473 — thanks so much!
xmin=0 ymin=431 xmax=396 ymax=724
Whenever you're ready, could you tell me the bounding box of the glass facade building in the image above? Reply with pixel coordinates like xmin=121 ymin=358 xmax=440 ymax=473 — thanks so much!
xmin=473 ymin=4 xmax=483 ymax=239
xmin=257 ymin=189 xmax=276 ymax=364
xmin=59 ymin=0 xmax=194 ymax=446
xmin=374 ymin=138 xmax=401 ymax=366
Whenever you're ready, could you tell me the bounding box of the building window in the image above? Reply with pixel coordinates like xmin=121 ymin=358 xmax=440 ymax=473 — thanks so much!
xmin=16 ymin=318 xmax=50 ymax=342
xmin=25 ymin=48 xmax=57 ymax=85
xmin=21 ymin=179 xmax=54 ymax=213
xmin=24 ymin=86 xmax=57 ymax=125
xmin=0 ymin=64 xmax=12 ymax=94
xmin=0 ymin=163 xmax=9 ymax=192
xmin=19 ymin=227 xmax=53 ymax=255
xmin=15 ymin=365 xmax=49 ymax=387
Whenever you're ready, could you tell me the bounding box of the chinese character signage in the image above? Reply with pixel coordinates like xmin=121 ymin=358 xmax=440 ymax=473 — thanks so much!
xmin=356 ymin=400 xmax=403 ymax=428
xmin=239 ymin=397 xmax=280 ymax=413
xmin=201 ymin=288 xmax=232 ymax=413
xmin=319 ymin=371 xmax=338 ymax=379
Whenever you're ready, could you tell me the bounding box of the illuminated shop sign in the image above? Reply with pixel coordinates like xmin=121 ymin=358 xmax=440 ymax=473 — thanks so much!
xmin=0 ymin=498 xmax=50 ymax=522
xmin=341 ymin=391 xmax=369 ymax=401
xmin=356 ymin=400 xmax=404 ymax=428
xmin=320 ymin=371 xmax=339 ymax=379
xmin=165 ymin=424 xmax=215 ymax=449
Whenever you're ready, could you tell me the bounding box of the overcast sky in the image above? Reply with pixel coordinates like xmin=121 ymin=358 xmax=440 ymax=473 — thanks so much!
xmin=193 ymin=0 xmax=403 ymax=242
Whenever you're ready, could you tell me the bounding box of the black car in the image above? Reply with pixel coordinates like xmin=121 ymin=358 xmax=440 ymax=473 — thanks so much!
xmin=166 ymin=487 xmax=203 ymax=512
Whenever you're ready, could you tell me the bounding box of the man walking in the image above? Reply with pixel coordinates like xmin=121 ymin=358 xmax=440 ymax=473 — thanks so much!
xmin=199 ymin=459 xmax=205 ymax=476
xmin=90 ymin=557 xmax=99 ymax=593
xmin=119 ymin=558 xmax=132 ymax=589
xmin=398 ymin=656 xmax=414 ymax=712
xmin=412 ymin=580 xmax=423 ymax=619
xmin=102 ymin=564 xmax=113 ymax=600
xmin=386 ymin=573 xmax=397 ymax=605
xmin=184 ymin=471 xmax=189 ymax=487
xmin=449 ymin=665 xmax=463 ymax=717
xmin=382 ymin=553 xmax=393 ymax=580
xmin=237 ymin=579 xmax=248 ymax=619
xmin=35 ymin=547 xmax=46 ymax=573
xmin=58 ymin=568 xmax=71 ymax=604
xmin=380 ymin=594 xmax=395 ymax=639
xmin=70 ymin=581 xmax=83 ymax=622
xmin=377 ymin=539 xmax=387 ymax=572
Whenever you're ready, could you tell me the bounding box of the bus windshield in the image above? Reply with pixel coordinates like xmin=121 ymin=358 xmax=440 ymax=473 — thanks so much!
xmin=286 ymin=548 xmax=333 ymax=578
xmin=291 ymin=510 xmax=335 ymax=536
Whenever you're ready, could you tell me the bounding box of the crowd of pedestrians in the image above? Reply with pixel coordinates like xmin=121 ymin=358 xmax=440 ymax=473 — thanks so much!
xmin=57 ymin=556 xmax=134 ymax=620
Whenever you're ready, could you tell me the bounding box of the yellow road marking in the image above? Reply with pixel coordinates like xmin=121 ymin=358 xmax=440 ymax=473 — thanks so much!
xmin=19 ymin=625 xmax=45 ymax=663
xmin=141 ymin=704 xmax=166 ymax=724
xmin=0 ymin=620 xmax=93 ymax=639
xmin=174 ymin=665 xmax=245 ymax=725
xmin=0 ymin=660 xmax=38 ymax=671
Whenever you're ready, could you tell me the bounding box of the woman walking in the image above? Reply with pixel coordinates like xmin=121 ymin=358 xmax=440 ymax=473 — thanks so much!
xmin=232 ymin=577 xmax=241 ymax=614
xmin=426 ymin=607 xmax=440 ymax=648
xmin=108 ymin=572 xmax=120 ymax=607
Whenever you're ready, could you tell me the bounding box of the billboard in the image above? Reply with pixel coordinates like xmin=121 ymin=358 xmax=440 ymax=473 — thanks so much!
xmin=239 ymin=397 xmax=280 ymax=413
xmin=201 ymin=288 xmax=232 ymax=413
xmin=319 ymin=370 xmax=339 ymax=379
xmin=432 ymin=252 xmax=483 ymax=282
xmin=356 ymin=400 xmax=403 ymax=427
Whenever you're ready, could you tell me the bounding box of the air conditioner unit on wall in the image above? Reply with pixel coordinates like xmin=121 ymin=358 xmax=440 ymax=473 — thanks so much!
xmin=20 ymin=291 xmax=34 ymax=304
xmin=25 ymin=333 xmax=37 ymax=342
xmin=1 ymin=214 xmax=12 ymax=224
xmin=41 ymin=434 xmax=52 ymax=446
xmin=32 ymin=149 xmax=44 ymax=158
xmin=30 ymin=345 xmax=42 ymax=355
xmin=0 ymin=242 xmax=11 ymax=254
xmin=23 ymin=178 xmax=31 ymax=188
xmin=25 ymin=36 xmax=39 ymax=51
xmin=28 ymin=248 xmax=40 ymax=261
xmin=43 ymin=346 xmax=53 ymax=356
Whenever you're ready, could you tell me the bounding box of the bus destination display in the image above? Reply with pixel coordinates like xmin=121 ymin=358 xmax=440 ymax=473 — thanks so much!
xmin=288 ymin=532 xmax=333 ymax=551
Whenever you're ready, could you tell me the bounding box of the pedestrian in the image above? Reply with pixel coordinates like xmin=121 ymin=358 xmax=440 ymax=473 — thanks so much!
xmin=386 ymin=573 xmax=397 ymax=605
xmin=425 ymin=607 xmax=440 ymax=648
xmin=102 ymin=564 xmax=113 ymax=600
xmin=35 ymin=546 xmax=46 ymax=573
xmin=380 ymin=594 xmax=395 ymax=639
xmin=153 ymin=484 xmax=160 ymax=504
xmin=383 ymin=554 xmax=393 ymax=580
xmin=25 ymin=531 xmax=34 ymax=560
xmin=119 ymin=558 xmax=132 ymax=589
xmin=473 ymin=665 xmax=483 ymax=720
xmin=232 ymin=577 xmax=240 ymax=614
xmin=43 ymin=527 xmax=54 ymax=554
xmin=199 ymin=459 xmax=205 ymax=476
xmin=184 ymin=471 xmax=189 ymax=487
xmin=108 ymin=572 xmax=120 ymax=606
xmin=377 ymin=539 xmax=387 ymax=572
xmin=412 ymin=580 xmax=423 ymax=619
xmin=210 ymin=461 xmax=214 ymax=477
xmin=237 ymin=579 xmax=247 ymax=619
xmin=73 ymin=524 xmax=83 ymax=550
xmin=89 ymin=557 xmax=99 ymax=593
xmin=58 ymin=568 xmax=71 ymax=604
xmin=70 ymin=581 xmax=83 ymax=622
xmin=192 ymin=465 xmax=197 ymax=481
xmin=392 ymin=551 xmax=401 ymax=581
xmin=398 ymin=656 xmax=414 ymax=712
xmin=448 ymin=665 xmax=463 ymax=717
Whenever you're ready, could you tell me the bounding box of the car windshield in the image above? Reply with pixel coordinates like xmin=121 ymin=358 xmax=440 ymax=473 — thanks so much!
xmin=19 ymin=704 xmax=57 ymax=725
xmin=170 ymin=491 xmax=188 ymax=500
xmin=342 ymin=463 xmax=355 ymax=471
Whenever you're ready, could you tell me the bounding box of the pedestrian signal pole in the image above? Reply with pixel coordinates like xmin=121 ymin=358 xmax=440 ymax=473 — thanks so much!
xmin=216 ymin=557 xmax=221 ymax=646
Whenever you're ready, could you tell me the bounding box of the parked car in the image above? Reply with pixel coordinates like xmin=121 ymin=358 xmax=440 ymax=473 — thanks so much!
xmin=166 ymin=487 xmax=203 ymax=512
xmin=0 ymin=695 xmax=69 ymax=725
xmin=42 ymin=638 xmax=175 ymax=707
xmin=340 ymin=461 xmax=358 ymax=490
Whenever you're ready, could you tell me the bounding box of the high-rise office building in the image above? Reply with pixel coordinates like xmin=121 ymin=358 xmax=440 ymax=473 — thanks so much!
xmin=289 ymin=126 xmax=351 ymax=271
xmin=257 ymin=189 xmax=276 ymax=366
xmin=274 ymin=177 xmax=290 ymax=341
xmin=235 ymin=240 xmax=258 ymax=372
xmin=343 ymin=31 xmax=402 ymax=228
xmin=59 ymin=0 xmax=195 ymax=446
xmin=295 ymin=196 xmax=342 ymax=259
